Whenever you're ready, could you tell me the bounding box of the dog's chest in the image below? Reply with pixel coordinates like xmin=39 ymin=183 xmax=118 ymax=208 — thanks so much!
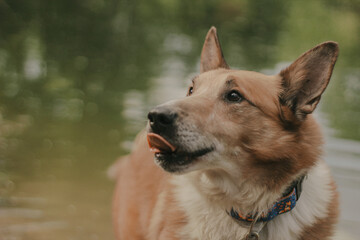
xmin=171 ymin=161 xmax=333 ymax=240
xmin=173 ymin=177 xmax=248 ymax=240
xmin=182 ymin=208 xmax=248 ymax=240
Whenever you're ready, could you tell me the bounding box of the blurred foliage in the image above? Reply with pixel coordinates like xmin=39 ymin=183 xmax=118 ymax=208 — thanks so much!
xmin=0 ymin=0 xmax=359 ymax=178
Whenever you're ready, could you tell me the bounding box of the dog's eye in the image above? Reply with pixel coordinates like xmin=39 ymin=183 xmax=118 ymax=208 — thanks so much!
xmin=226 ymin=90 xmax=243 ymax=102
xmin=187 ymin=86 xmax=194 ymax=96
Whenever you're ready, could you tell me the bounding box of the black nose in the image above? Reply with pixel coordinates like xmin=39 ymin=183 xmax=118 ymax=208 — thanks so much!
xmin=147 ymin=107 xmax=178 ymax=132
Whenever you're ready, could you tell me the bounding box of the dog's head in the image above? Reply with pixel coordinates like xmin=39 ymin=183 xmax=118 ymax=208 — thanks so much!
xmin=147 ymin=27 xmax=338 ymax=189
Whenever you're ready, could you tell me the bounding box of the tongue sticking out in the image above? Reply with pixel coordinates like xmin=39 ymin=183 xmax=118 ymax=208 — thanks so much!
xmin=147 ymin=133 xmax=177 ymax=153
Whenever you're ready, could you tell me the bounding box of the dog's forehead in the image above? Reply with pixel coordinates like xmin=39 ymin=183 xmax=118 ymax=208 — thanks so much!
xmin=196 ymin=69 xmax=282 ymax=117
xmin=197 ymin=69 xmax=276 ymax=86
xmin=197 ymin=69 xmax=280 ymax=94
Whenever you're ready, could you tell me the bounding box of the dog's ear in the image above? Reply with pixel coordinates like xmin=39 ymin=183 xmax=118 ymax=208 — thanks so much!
xmin=279 ymin=41 xmax=339 ymax=122
xmin=200 ymin=27 xmax=229 ymax=73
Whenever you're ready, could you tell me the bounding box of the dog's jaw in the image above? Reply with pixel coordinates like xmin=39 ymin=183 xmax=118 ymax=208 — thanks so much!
xmin=153 ymin=147 xmax=214 ymax=173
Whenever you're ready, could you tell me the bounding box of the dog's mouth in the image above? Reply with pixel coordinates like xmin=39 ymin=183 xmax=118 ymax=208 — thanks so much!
xmin=147 ymin=133 xmax=213 ymax=173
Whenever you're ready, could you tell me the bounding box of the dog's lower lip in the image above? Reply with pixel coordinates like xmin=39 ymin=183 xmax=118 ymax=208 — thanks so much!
xmin=155 ymin=147 xmax=213 ymax=159
xmin=154 ymin=147 xmax=214 ymax=173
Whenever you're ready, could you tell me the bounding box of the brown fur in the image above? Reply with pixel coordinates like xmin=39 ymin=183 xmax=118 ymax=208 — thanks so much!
xmin=112 ymin=27 xmax=339 ymax=239
xmin=299 ymin=181 xmax=339 ymax=239
xmin=280 ymin=42 xmax=339 ymax=121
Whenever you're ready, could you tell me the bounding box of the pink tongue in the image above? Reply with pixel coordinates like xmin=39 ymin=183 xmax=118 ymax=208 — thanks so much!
xmin=147 ymin=133 xmax=176 ymax=153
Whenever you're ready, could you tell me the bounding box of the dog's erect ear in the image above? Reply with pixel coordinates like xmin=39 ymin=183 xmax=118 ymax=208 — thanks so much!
xmin=200 ymin=27 xmax=229 ymax=73
xmin=279 ymin=41 xmax=339 ymax=121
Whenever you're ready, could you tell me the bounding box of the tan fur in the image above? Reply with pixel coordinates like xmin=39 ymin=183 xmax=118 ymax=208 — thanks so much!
xmin=112 ymin=130 xmax=185 ymax=240
xmin=107 ymin=155 xmax=129 ymax=180
xmin=299 ymin=181 xmax=339 ymax=240
xmin=200 ymin=27 xmax=229 ymax=73
xmin=112 ymin=27 xmax=339 ymax=240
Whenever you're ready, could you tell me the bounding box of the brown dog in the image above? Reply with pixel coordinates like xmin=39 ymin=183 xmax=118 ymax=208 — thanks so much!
xmin=111 ymin=27 xmax=339 ymax=240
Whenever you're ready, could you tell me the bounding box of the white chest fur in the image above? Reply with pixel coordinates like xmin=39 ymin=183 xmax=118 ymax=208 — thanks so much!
xmin=172 ymin=160 xmax=333 ymax=240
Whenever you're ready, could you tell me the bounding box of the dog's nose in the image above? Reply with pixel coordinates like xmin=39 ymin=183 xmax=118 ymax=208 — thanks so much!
xmin=148 ymin=107 xmax=178 ymax=132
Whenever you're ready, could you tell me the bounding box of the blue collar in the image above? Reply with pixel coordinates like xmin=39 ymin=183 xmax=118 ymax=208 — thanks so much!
xmin=228 ymin=176 xmax=305 ymax=223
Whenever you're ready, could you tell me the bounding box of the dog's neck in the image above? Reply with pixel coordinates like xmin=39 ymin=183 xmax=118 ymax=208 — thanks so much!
xmin=228 ymin=175 xmax=305 ymax=224
xmin=173 ymin=160 xmax=334 ymax=240
xmin=187 ymin=168 xmax=306 ymax=217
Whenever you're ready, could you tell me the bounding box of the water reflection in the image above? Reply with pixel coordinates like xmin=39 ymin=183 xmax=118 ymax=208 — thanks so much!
xmin=0 ymin=0 xmax=359 ymax=239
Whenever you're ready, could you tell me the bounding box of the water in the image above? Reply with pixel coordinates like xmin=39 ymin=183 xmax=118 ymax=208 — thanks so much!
xmin=0 ymin=0 xmax=359 ymax=239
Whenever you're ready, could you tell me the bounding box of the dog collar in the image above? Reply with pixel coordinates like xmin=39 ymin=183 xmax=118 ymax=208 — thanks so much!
xmin=228 ymin=175 xmax=305 ymax=223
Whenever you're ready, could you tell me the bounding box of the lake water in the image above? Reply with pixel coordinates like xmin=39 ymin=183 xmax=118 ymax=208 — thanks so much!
xmin=0 ymin=0 xmax=359 ymax=239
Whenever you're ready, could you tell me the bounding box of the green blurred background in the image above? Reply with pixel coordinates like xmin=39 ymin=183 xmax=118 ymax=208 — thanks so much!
xmin=0 ymin=0 xmax=359 ymax=239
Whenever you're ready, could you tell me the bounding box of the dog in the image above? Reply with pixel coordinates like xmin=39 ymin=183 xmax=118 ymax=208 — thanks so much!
xmin=111 ymin=27 xmax=339 ymax=240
